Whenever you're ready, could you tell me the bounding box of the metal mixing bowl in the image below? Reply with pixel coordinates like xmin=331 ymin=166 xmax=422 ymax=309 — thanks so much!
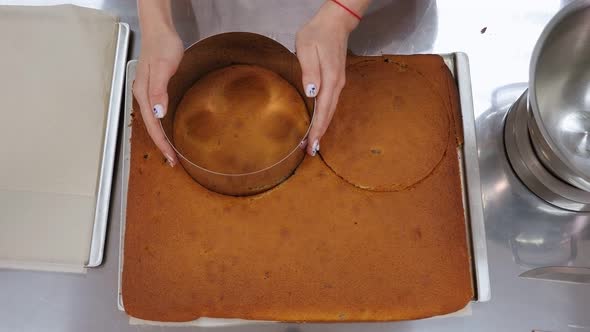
xmin=505 ymin=90 xmax=590 ymax=212
xmin=529 ymin=0 xmax=590 ymax=191
xmin=161 ymin=32 xmax=315 ymax=196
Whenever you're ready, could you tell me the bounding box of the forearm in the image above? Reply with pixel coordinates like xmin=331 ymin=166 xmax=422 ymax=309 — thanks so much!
xmin=137 ymin=0 xmax=176 ymax=35
xmin=321 ymin=0 xmax=372 ymax=32
xmin=337 ymin=0 xmax=372 ymax=17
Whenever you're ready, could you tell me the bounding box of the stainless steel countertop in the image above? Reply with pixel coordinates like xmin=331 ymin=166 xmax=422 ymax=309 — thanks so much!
xmin=2 ymin=1 xmax=589 ymax=331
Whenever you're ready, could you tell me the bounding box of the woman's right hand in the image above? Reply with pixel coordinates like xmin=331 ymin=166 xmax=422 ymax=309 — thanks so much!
xmin=133 ymin=22 xmax=183 ymax=166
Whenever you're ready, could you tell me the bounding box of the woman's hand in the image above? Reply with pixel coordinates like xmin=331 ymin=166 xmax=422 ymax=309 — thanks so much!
xmin=134 ymin=0 xmax=183 ymax=166
xmin=296 ymin=0 xmax=369 ymax=156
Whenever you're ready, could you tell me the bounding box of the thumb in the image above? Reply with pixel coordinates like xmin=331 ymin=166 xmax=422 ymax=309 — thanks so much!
xmin=296 ymin=43 xmax=321 ymax=98
xmin=148 ymin=61 xmax=177 ymax=119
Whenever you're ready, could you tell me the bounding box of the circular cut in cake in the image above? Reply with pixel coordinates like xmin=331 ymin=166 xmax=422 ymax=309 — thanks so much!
xmin=173 ymin=64 xmax=310 ymax=174
xmin=320 ymin=59 xmax=450 ymax=191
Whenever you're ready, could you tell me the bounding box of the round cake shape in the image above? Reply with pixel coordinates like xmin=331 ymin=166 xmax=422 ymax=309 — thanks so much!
xmin=321 ymin=59 xmax=450 ymax=191
xmin=173 ymin=64 xmax=310 ymax=175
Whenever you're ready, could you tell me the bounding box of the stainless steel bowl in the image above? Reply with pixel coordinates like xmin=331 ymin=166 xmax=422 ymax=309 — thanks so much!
xmin=161 ymin=32 xmax=315 ymax=196
xmin=529 ymin=0 xmax=590 ymax=191
xmin=505 ymin=90 xmax=590 ymax=212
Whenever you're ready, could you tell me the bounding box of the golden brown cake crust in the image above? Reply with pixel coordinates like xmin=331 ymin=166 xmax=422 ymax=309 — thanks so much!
xmin=122 ymin=54 xmax=473 ymax=322
xmin=173 ymin=64 xmax=310 ymax=174
xmin=321 ymin=58 xmax=450 ymax=191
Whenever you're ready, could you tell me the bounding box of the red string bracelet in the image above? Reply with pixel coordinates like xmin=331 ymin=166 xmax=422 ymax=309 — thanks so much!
xmin=330 ymin=0 xmax=362 ymax=20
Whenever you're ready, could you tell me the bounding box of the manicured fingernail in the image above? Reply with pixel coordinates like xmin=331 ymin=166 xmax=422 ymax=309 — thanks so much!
xmin=153 ymin=104 xmax=164 ymax=118
xmin=311 ymin=139 xmax=320 ymax=156
xmin=165 ymin=154 xmax=176 ymax=167
xmin=299 ymin=139 xmax=308 ymax=149
xmin=305 ymin=83 xmax=318 ymax=98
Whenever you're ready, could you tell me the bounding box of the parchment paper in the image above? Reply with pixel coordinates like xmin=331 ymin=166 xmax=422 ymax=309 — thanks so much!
xmin=0 ymin=5 xmax=117 ymax=272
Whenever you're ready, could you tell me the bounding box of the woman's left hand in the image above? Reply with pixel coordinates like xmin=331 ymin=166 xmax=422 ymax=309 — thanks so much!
xmin=295 ymin=1 xmax=365 ymax=156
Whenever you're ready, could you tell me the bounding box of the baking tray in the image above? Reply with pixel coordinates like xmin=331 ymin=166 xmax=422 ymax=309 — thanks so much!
xmin=117 ymin=52 xmax=491 ymax=316
xmin=85 ymin=22 xmax=130 ymax=267
xmin=443 ymin=53 xmax=491 ymax=302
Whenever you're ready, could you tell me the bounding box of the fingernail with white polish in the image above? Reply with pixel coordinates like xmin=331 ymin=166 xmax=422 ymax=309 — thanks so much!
xmin=153 ymin=104 xmax=164 ymax=119
xmin=305 ymin=83 xmax=318 ymax=98
xmin=311 ymin=139 xmax=320 ymax=156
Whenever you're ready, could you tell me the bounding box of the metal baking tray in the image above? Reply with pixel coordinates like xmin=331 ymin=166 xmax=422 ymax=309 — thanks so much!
xmin=117 ymin=52 xmax=491 ymax=315
xmin=85 ymin=23 xmax=130 ymax=267
xmin=442 ymin=53 xmax=491 ymax=302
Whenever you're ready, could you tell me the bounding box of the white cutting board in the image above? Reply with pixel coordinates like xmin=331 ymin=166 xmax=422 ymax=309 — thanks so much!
xmin=0 ymin=5 xmax=117 ymax=273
